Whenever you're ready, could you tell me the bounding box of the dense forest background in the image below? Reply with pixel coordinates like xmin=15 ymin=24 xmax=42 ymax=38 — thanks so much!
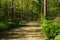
xmin=0 ymin=0 xmax=41 ymax=22
xmin=0 ymin=0 xmax=60 ymax=24
xmin=0 ymin=0 xmax=60 ymax=29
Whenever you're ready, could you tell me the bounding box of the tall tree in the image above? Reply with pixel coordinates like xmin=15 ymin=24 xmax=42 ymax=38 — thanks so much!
xmin=44 ymin=0 xmax=47 ymax=17
xmin=12 ymin=0 xmax=14 ymax=18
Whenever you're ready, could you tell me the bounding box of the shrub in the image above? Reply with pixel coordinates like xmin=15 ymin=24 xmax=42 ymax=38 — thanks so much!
xmin=40 ymin=18 xmax=60 ymax=39
xmin=54 ymin=34 xmax=60 ymax=40
xmin=19 ymin=20 xmax=26 ymax=25
xmin=0 ymin=22 xmax=8 ymax=31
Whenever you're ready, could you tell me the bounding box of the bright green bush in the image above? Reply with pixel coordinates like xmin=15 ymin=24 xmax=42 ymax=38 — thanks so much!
xmin=54 ymin=34 xmax=60 ymax=40
xmin=40 ymin=18 xmax=60 ymax=39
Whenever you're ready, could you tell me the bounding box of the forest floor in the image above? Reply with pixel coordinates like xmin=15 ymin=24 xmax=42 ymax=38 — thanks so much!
xmin=0 ymin=21 xmax=48 ymax=40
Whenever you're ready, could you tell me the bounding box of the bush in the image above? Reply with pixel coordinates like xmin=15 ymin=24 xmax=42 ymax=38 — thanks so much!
xmin=0 ymin=22 xmax=8 ymax=31
xmin=19 ymin=20 xmax=26 ymax=25
xmin=54 ymin=34 xmax=60 ymax=40
xmin=40 ymin=18 xmax=60 ymax=39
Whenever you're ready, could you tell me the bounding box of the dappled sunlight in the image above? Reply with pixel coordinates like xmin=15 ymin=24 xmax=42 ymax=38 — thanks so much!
xmin=0 ymin=22 xmax=47 ymax=40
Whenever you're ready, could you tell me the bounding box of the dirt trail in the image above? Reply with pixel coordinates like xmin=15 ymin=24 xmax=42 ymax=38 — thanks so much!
xmin=0 ymin=21 xmax=48 ymax=40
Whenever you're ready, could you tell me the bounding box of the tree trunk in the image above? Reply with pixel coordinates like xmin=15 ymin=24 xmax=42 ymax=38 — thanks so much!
xmin=12 ymin=0 xmax=14 ymax=18
xmin=44 ymin=0 xmax=47 ymax=17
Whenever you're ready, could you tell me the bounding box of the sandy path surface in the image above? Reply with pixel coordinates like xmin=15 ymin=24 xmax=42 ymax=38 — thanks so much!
xmin=0 ymin=22 xmax=48 ymax=40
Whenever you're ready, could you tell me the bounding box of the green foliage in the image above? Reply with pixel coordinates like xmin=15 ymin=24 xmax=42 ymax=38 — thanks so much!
xmin=19 ymin=20 xmax=26 ymax=25
xmin=0 ymin=22 xmax=8 ymax=31
xmin=0 ymin=0 xmax=40 ymax=23
xmin=54 ymin=34 xmax=60 ymax=40
xmin=40 ymin=18 xmax=60 ymax=39
xmin=47 ymin=0 xmax=59 ymax=18
xmin=0 ymin=0 xmax=41 ymax=31
xmin=12 ymin=0 xmax=40 ymax=21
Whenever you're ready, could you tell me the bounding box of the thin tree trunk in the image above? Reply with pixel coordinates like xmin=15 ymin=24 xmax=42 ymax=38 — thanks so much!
xmin=44 ymin=0 xmax=47 ymax=17
xmin=12 ymin=0 xmax=14 ymax=18
xmin=12 ymin=0 xmax=15 ymax=21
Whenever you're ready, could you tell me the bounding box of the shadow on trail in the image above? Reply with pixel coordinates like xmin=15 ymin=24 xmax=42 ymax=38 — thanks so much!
xmin=0 ymin=22 xmax=40 ymax=40
xmin=0 ymin=33 xmax=25 ymax=39
xmin=0 ymin=25 xmax=27 ymax=40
